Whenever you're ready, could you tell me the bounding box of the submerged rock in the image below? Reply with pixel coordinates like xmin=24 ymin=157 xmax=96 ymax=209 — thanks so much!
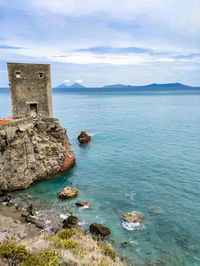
xmin=78 ymin=130 xmax=91 ymax=144
xmin=75 ymin=200 xmax=91 ymax=208
xmin=90 ymin=223 xmax=110 ymax=237
xmin=58 ymin=187 xmax=78 ymax=199
xmin=148 ymin=206 xmax=163 ymax=215
xmin=63 ymin=215 xmax=78 ymax=228
xmin=122 ymin=211 xmax=145 ymax=224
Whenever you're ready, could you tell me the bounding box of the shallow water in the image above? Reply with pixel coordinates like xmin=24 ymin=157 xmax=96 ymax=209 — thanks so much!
xmin=1 ymin=88 xmax=200 ymax=265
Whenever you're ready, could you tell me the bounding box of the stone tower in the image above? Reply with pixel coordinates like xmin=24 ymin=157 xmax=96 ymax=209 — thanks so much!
xmin=7 ymin=63 xmax=53 ymax=119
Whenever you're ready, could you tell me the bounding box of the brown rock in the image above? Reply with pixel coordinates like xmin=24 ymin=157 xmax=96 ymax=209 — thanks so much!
xmin=78 ymin=130 xmax=91 ymax=144
xmin=122 ymin=211 xmax=145 ymax=224
xmin=27 ymin=204 xmax=36 ymax=216
xmin=90 ymin=223 xmax=110 ymax=237
xmin=75 ymin=200 xmax=91 ymax=208
xmin=0 ymin=117 xmax=75 ymax=192
xmin=63 ymin=215 xmax=78 ymax=228
xmin=58 ymin=187 xmax=78 ymax=199
xmin=21 ymin=211 xmax=29 ymax=218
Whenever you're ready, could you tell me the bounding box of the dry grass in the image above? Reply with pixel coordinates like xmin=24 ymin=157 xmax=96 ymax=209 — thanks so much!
xmin=22 ymin=228 xmax=124 ymax=266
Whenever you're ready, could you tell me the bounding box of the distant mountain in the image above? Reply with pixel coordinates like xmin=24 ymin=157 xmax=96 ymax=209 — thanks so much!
xmin=143 ymin=83 xmax=190 ymax=88
xmin=103 ymin=83 xmax=191 ymax=88
xmin=55 ymin=83 xmax=85 ymax=89
xmin=103 ymin=84 xmax=133 ymax=88
xmin=55 ymin=83 xmax=69 ymax=89
xmin=54 ymin=82 xmax=197 ymax=89
xmin=69 ymin=83 xmax=85 ymax=88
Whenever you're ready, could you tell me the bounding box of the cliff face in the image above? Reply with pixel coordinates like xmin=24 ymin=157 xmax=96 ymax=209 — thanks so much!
xmin=0 ymin=117 xmax=75 ymax=192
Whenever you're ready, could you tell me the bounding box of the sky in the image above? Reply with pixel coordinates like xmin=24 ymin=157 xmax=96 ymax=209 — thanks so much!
xmin=0 ymin=0 xmax=200 ymax=87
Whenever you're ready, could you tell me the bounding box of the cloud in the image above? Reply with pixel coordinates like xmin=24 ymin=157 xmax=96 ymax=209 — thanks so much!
xmin=76 ymin=46 xmax=154 ymax=55
xmin=76 ymin=79 xmax=83 ymax=83
xmin=30 ymin=0 xmax=162 ymax=17
xmin=0 ymin=45 xmax=24 ymax=49
xmin=63 ymin=79 xmax=70 ymax=83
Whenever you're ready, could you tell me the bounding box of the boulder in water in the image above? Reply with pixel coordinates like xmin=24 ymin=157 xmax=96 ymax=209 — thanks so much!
xmin=75 ymin=200 xmax=91 ymax=208
xmin=63 ymin=215 xmax=78 ymax=228
xmin=78 ymin=130 xmax=91 ymax=144
xmin=58 ymin=187 xmax=78 ymax=199
xmin=90 ymin=223 xmax=110 ymax=237
xmin=122 ymin=211 xmax=145 ymax=224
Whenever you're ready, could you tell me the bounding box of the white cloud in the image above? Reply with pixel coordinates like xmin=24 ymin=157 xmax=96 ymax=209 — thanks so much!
xmin=76 ymin=79 xmax=83 ymax=83
xmin=30 ymin=0 xmax=163 ymax=17
xmin=64 ymin=79 xmax=70 ymax=83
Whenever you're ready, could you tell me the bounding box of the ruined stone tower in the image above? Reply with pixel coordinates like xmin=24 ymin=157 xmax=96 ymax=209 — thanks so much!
xmin=7 ymin=63 xmax=53 ymax=119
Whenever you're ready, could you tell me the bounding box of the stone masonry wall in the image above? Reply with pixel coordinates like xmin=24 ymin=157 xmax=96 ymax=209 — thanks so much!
xmin=0 ymin=117 xmax=75 ymax=192
xmin=7 ymin=63 xmax=53 ymax=118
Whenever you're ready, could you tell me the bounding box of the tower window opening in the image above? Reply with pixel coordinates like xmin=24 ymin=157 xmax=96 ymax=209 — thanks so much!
xmin=16 ymin=72 xmax=21 ymax=78
xmin=39 ymin=73 xmax=44 ymax=78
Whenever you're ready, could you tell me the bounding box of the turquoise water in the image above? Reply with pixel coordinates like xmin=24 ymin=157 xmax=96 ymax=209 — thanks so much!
xmin=1 ymin=88 xmax=200 ymax=265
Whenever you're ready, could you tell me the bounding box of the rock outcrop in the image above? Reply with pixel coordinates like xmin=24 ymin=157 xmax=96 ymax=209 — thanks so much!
xmin=122 ymin=211 xmax=145 ymax=224
xmin=63 ymin=215 xmax=78 ymax=228
xmin=78 ymin=130 xmax=91 ymax=144
xmin=90 ymin=223 xmax=110 ymax=237
xmin=0 ymin=117 xmax=75 ymax=192
xmin=58 ymin=187 xmax=78 ymax=199
xmin=75 ymin=200 xmax=91 ymax=208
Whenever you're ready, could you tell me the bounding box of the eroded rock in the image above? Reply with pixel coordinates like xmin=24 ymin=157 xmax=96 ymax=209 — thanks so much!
xmin=75 ymin=200 xmax=91 ymax=208
xmin=90 ymin=223 xmax=110 ymax=237
xmin=122 ymin=211 xmax=145 ymax=224
xmin=0 ymin=117 xmax=75 ymax=192
xmin=78 ymin=130 xmax=91 ymax=144
xmin=59 ymin=187 xmax=78 ymax=199
xmin=63 ymin=215 xmax=78 ymax=228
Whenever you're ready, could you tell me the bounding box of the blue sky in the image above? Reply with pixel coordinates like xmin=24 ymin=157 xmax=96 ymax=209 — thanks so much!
xmin=0 ymin=0 xmax=200 ymax=87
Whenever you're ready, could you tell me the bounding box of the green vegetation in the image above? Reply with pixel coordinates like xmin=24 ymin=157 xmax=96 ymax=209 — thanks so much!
xmin=51 ymin=237 xmax=83 ymax=256
xmin=0 ymin=229 xmax=120 ymax=265
xmin=58 ymin=228 xmax=79 ymax=239
xmin=0 ymin=239 xmax=60 ymax=266
xmin=98 ymin=242 xmax=117 ymax=261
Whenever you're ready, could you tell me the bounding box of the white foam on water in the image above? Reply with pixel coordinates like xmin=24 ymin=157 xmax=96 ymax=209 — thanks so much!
xmin=125 ymin=191 xmax=135 ymax=201
xmin=60 ymin=213 xmax=69 ymax=220
xmin=78 ymin=220 xmax=87 ymax=226
xmin=80 ymin=205 xmax=89 ymax=210
xmin=121 ymin=221 xmax=145 ymax=231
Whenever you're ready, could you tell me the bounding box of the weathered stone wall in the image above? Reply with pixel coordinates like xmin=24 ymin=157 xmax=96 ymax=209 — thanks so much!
xmin=7 ymin=63 xmax=53 ymax=118
xmin=0 ymin=117 xmax=75 ymax=192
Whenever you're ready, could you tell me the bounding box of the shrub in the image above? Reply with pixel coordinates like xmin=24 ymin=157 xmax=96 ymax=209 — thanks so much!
xmin=98 ymin=242 xmax=117 ymax=261
xmin=58 ymin=228 xmax=79 ymax=240
xmin=0 ymin=239 xmax=60 ymax=266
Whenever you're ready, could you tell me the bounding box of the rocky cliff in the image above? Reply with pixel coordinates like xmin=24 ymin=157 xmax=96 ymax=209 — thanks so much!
xmin=0 ymin=117 xmax=75 ymax=192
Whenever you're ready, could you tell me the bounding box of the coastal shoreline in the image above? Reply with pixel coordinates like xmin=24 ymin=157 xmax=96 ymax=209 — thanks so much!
xmin=0 ymin=192 xmax=125 ymax=265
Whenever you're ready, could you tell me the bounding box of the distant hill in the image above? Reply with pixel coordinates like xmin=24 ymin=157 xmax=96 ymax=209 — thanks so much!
xmin=69 ymin=83 xmax=85 ymax=88
xmin=103 ymin=83 xmax=190 ymax=88
xmin=103 ymin=84 xmax=133 ymax=88
xmin=55 ymin=83 xmax=69 ymax=89
xmin=55 ymin=83 xmax=85 ymax=89
xmin=144 ymin=83 xmax=190 ymax=88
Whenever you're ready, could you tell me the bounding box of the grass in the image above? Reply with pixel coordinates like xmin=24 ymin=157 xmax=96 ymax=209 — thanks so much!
xmin=98 ymin=242 xmax=117 ymax=261
xmin=58 ymin=228 xmax=79 ymax=239
xmin=0 ymin=228 xmax=122 ymax=265
xmin=0 ymin=239 xmax=60 ymax=266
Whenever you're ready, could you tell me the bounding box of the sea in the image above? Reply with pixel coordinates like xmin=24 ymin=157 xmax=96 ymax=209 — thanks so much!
xmin=0 ymin=87 xmax=200 ymax=265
